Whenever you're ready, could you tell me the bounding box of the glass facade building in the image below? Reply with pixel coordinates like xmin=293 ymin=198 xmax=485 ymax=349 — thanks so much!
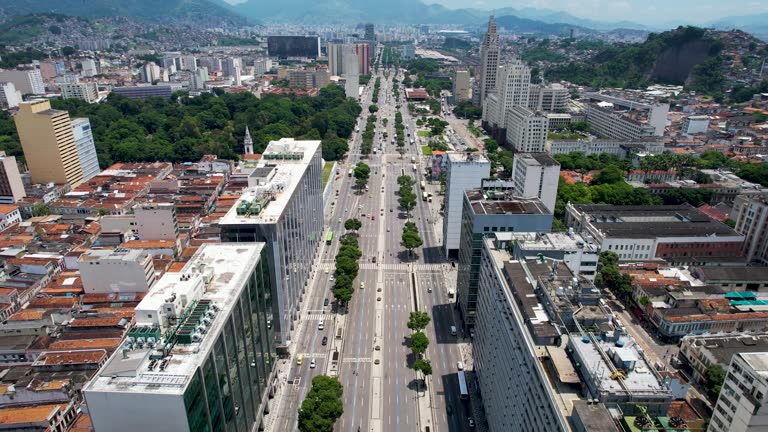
xmin=84 ymin=244 xmax=278 ymax=432
xmin=220 ymin=139 xmax=324 ymax=348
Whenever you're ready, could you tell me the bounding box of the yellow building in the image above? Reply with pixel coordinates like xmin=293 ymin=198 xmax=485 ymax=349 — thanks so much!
xmin=13 ymin=99 xmax=84 ymax=187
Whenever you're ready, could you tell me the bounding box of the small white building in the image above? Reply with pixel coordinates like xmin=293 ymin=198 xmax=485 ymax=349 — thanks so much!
xmin=0 ymin=205 xmax=22 ymax=231
xmin=682 ymin=115 xmax=710 ymax=136
xmin=442 ymin=152 xmax=490 ymax=258
xmin=134 ymin=203 xmax=178 ymax=241
xmin=78 ymin=248 xmax=156 ymax=294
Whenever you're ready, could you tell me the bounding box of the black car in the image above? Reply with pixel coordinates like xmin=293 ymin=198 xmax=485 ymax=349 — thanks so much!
xmin=322 ymin=336 xmax=328 ymax=345
xmin=323 ymin=298 xmax=329 ymax=306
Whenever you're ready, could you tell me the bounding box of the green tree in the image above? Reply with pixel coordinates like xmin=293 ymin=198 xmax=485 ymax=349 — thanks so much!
xmin=397 ymin=175 xmax=416 ymax=189
xmin=407 ymin=311 xmax=431 ymax=332
xmin=413 ymin=358 xmax=433 ymax=376
xmin=31 ymin=203 xmax=50 ymax=217
xmin=298 ymin=375 xmax=344 ymax=432
xmin=344 ymin=218 xmax=362 ymax=232
xmin=483 ymin=138 xmax=498 ymax=153
xmin=591 ymin=165 xmax=625 ymax=185
xmin=399 ymin=189 xmax=417 ymax=216
xmin=599 ymin=251 xmax=619 ymax=268
xmin=368 ymin=104 xmax=379 ymax=114
xmin=703 ymin=364 xmax=726 ymax=400
xmin=402 ymin=225 xmax=423 ymax=255
xmin=354 ymin=162 xmax=370 ymax=190
xmin=410 ymin=331 xmax=429 ymax=356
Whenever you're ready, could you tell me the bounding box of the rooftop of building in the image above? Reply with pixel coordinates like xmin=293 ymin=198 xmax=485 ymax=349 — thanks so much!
xmin=571 ymin=204 xmax=740 ymax=238
xmin=446 ymin=152 xmax=489 ymax=164
xmin=515 ymin=231 xmax=600 ymax=253
xmin=502 ymin=259 xmax=560 ymax=340
xmin=220 ymin=138 xmax=320 ymax=226
xmin=0 ymin=403 xmax=68 ymax=425
xmin=740 ymin=352 xmax=768 ymax=378
xmin=691 ymin=266 xmax=768 ymax=282
xmin=571 ymin=400 xmax=620 ymax=432
xmin=515 ymin=152 xmax=560 ymax=167
xmin=79 ymin=247 xmax=147 ymax=263
xmin=571 ymin=332 xmax=668 ymax=395
xmin=466 ymin=189 xmax=550 ymax=216
xmin=84 ymin=243 xmax=266 ymax=395
xmin=683 ymin=333 xmax=768 ymax=366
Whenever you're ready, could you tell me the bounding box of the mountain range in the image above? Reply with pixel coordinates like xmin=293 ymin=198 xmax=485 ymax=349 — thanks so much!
xmin=0 ymin=0 xmax=764 ymax=41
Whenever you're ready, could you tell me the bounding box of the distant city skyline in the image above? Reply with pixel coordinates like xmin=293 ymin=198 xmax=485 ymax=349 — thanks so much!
xmin=221 ymin=0 xmax=768 ymax=24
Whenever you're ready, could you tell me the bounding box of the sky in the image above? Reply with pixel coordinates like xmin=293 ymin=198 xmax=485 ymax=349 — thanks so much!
xmin=223 ymin=0 xmax=767 ymax=25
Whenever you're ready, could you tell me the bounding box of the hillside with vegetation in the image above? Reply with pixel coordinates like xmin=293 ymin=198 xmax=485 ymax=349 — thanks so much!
xmin=545 ymin=26 xmax=755 ymax=96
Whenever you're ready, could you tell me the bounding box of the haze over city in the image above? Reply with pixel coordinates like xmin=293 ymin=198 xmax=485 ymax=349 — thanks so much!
xmin=0 ymin=1 xmax=766 ymax=432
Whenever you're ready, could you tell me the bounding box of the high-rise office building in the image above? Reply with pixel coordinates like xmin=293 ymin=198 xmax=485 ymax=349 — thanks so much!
xmin=343 ymin=45 xmax=359 ymax=99
xmin=60 ymin=81 xmax=99 ymax=103
xmin=0 ymin=81 xmax=21 ymax=109
xmin=505 ymin=106 xmax=549 ymax=153
xmin=141 ymin=62 xmax=161 ymax=83
xmin=182 ymin=55 xmax=197 ymax=71
xmin=709 ymin=352 xmax=768 ymax=432
xmin=0 ymin=152 xmax=25 ymax=204
xmin=528 ymin=83 xmax=569 ymax=112
xmin=191 ymin=67 xmax=209 ymax=90
xmin=478 ymin=16 xmax=500 ymax=106
xmin=71 ymin=118 xmax=100 ymax=182
xmin=254 ymin=58 xmax=272 ymax=76
xmin=13 ymin=99 xmax=84 ymax=187
xmin=220 ymin=138 xmax=324 ymax=348
xmin=456 ymin=187 xmax=553 ymax=328
xmin=453 ymin=69 xmax=470 ymax=103
xmin=475 ymin=237 xmax=572 ymax=431
xmin=81 ymin=58 xmax=98 ymax=77
xmin=355 ymin=43 xmax=371 ymax=76
xmin=442 ymin=152 xmax=490 ymax=259
xmin=482 ymin=59 xmax=531 ymax=144
xmin=364 ymin=23 xmax=375 ymax=41
xmin=223 ymin=57 xmax=242 ymax=78
xmin=512 ymin=153 xmax=560 ymax=212
xmin=84 ymin=243 xmax=277 ymax=432
xmin=731 ymin=192 xmax=768 ymax=263
xmin=327 ymin=42 xmax=345 ymax=76
xmin=0 ymin=69 xmax=45 ymax=95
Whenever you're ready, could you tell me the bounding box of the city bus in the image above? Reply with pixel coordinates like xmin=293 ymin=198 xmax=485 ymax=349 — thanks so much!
xmin=326 ymin=231 xmax=333 ymax=245
xmin=348 ymin=168 xmax=354 ymax=177
xmin=457 ymin=370 xmax=469 ymax=400
xmin=420 ymin=181 xmax=426 ymax=190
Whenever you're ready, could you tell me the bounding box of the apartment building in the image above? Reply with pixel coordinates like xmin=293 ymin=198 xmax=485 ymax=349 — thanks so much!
xmin=505 ymin=106 xmax=548 ymax=153
xmin=511 ymin=152 xmax=560 ymax=212
xmin=710 ymin=352 xmax=768 ymax=432
xmin=442 ymin=152 xmax=490 ymax=258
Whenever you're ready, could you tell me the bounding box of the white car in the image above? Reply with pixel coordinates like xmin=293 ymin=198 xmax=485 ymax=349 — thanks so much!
xmin=310 ymin=358 xmax=316 ymax=369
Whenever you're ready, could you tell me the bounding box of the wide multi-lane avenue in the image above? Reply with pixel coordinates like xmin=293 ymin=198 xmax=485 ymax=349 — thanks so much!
xmin=272 ymin=60 xmax=473 ymax=432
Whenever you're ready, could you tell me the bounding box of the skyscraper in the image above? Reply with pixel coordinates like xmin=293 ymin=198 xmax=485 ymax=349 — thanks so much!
xmin=220 ymin=138 xmax=324 ymax=348
xmin=343 ymin=44 xmax=360 ymax=99
xmin=453 ymin=69 xmax=470 ymax=102
xmin=505 ymin=106 xmax=549 ymax=153
xmin=71 ymin=118 xmax=100 ymax=182
xmin=0 ymin=152 xmax=25 ymax=204
xmin=84 ymin=243 xmax=277 ymax=432
xmin=327 ymin=42 xmax=345 ymax=76
xmin=511 ymin=153 xmax=560 ymax=212
xmin=13 ymin=99 xmax=85 ymax=187
xmin=141 ymin=62 xmax=161 ymax=83
xmin=478 ymin=16 xmax=500 ymax=106
xmin=364 ymin=23 xmax=375 ymax=41
xmin=442 ymin=152 xmax=490 ymax=259
xmin=355 ymin=43 xmax=371 ymax=76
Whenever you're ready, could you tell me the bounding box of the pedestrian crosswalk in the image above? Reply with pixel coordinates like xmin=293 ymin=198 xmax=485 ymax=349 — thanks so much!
xmin=315 ymin=262 xmax=447 ymax=272
xmin=306 ymin=313 xmax=331 ymax=321
xmin=342 ymin=357 xmax=371 ymax=363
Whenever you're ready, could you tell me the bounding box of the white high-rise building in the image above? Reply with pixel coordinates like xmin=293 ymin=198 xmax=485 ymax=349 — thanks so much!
xmin=83 ymin=244 xmax=277 ymax=432
xmin=453 ymin=69 xmax=470 ymax=102
xmin=71 ymin=118 xmax=100 ymax=181
xmin=343 ymin=44 xmax=359 ymax=99
xmin=60 ymin=81 xmax=99 ymax=103
xmin=0 ymin=152 xmax=25 ymax=204
xmin=0 ymin=69 xmax=45 ymax=95
xmin=81 ymin=58 xmax=98 ymax=77
xmin=254 ymin=58 xmax=272 ymax=76
xmin=496 ymin=60 xmax=531 ymax=112
xmin=223 ymin=57 xmax=242 ymax=77
xmin=182 ymin=55 xmax=197 ymax=71
xmin=327 ymin=42 xmax=345 ymax=76
xmin=505 ymin=106 xmax=548 ymax=153
xmin=0 ymin=81 xmax=21 ymax=109
xmin=221 ymin=138 xmax=324 ymax=347
xmin=141 ymin=62 xmax=161 ymax=83
xmin=442 ymin=152 xmax=490 ymax=258
xmin=478 ymin=16 xmax=500 ymax=106
xmin=512 ymin=153 xmax=560 ymax=213
xmin=709 ymin=352 xmax=768 ymax=432
xmin=191 ymin=67 xmax=208 ymax=90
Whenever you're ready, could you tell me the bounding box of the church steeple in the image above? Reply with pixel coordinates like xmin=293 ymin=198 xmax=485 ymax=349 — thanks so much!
xmin=243 ymin=126 xmax=253 ymax=155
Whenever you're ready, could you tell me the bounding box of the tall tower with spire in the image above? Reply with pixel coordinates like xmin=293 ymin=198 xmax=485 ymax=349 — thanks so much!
xmin=243 ymin=126 xmax=253 ymax=155
xmin=479 ymin=15 xmax=500 ymax=106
